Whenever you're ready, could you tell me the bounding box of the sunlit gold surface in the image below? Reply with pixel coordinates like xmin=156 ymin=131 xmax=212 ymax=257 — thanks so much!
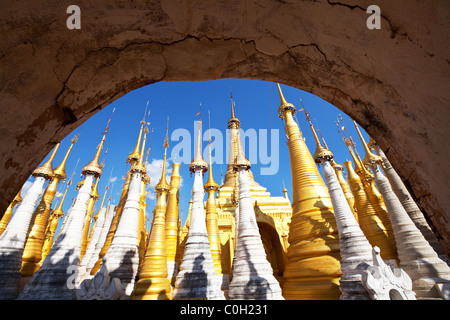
xmin=134 ymin=129 xmax=149 ymax=269
xmin=80 ymin=177 xmax=99 ymax=259
xmin=53 ymin=135 xmax=78 ymax=180
xmin=304 ymin=110 xmax=333 ymax=163
xmin=91 ymin=169 xmax=131 ymax=274
xmin=20 ymin=176 xmax=60 ymax=277
xmin=175 ymin=200 xmax=192 ymax=269
xmin=189 ymin=119 xmax=208 ymax=173
xmin=127 ymin=117 xmax=145 ymax=164
xmin=137 ymin=178 xmax=147 ymax=269
xmin=352 ymin=126 xmax=394 ymax=227
xmin=32 ymin=143 xmax=60 ymax=180
xmin=21 ymin=141 xmax=74 ymax=277
xmin=165 ymin=163 xmax=181 ymax=273
xmin=41 ymin=180 xmax=71 ymax=262
xmin=203 ymin=97 xmax=292 ymax=287
xmin=133 ymin=130 xmax=172 ymax=300
xmin=204 ymin=146 xmax=222 ymax=276
xmin=91 ymin=120 xmax=138 ymax=275
xmin=343 ymin=160 xmax=398 ymax=263
xmin=82 ymin=123 xmax=109 ymax=178
xmin=89 ymin=180 xmax=109 ymax=241
xmin=222 ymin=96 xmax=259 ymax=188
xmin=277 ymin=83 xmax=341 ymax=300
xmin=353 ymin=121 xmax=382 ymax=166
xmin=349 ymin=125 xmax=398 ymax=263
xmin=0 ymin=190 xmax=22 ymax=236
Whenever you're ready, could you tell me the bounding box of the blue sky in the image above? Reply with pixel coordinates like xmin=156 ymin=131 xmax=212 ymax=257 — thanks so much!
xmin=19 ymin=79 xmax=370 ymax=234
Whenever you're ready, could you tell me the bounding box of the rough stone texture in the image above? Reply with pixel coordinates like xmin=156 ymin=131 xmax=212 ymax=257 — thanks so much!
xmin=0 ymin=1 xmax=449 ymax=255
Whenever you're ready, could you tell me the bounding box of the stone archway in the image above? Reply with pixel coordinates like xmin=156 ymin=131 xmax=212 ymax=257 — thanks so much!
xmin=257 ymin=221 xmax=285 ymax=282
xmin=1 ymin=1 xmax=449 ymax=254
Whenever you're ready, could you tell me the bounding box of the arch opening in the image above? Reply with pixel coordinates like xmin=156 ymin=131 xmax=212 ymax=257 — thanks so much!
xmin=0 ymin=1 xmax=449 ymax=257
xmin=257 ymin=221 xmax=285 ymax=281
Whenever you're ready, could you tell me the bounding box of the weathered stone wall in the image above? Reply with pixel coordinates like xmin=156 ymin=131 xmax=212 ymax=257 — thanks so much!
xmin=1 ymin=0 xmax=449 ymax=254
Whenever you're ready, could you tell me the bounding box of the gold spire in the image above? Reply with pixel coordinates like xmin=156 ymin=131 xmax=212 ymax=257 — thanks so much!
xmin=90 ymin=119 xmax=134 ymax=275
xmin=14 ymin=189 xmax=22 ymax=205
xmin=185 ymin=199 xmax=193 ymax=229
xmin=80 ymin=174 xmax=101 ymax=259
xmin=204 ymin=155 xmax=219 ymax=189
xmin=283 ymin=186 xmax=289 ymax=199
xmin=53 ymin=134 xmax=78 ymax=180
xmin=336 ymin=115 xmax=365 ymax=173
xmin=222 ymin=96 xmax=259 ymax=188
xmin=91 ymin=171 xmax=111 ymax=237
xmin=233 ymin=131 xmax=251 ymax=170
xmin=155 ymin=118 xmax=170 ymax=191
xmin=127 ymin=103 xmax=148 ymax=164
xmin=307 ymin=107 xmax=357 ymax=222
xmin=368 ymin=136 xmax=377 ymax=150
xmin=304 ymin=109 xmax=333 ymax=163
xmin=165 ymin=161 xmax=181 ymax=284
xmin=32 ymin=143 xmax=60 ymax=180
xmin=52 ymin=179 xmax=70 ymax=220
xmin=330 ymin=158 xmax=344 ymax=171
xmin=92 ymin=174 xmax=100 ymax=199
xmin=82 ymin=110 xmax=113 ymax=177
xmin=228 ymin=92 xmax=240 ymax=129
xmin=204 ymin=113 xmax=219 ymax=190
xmin=98 ymin=167 xmax=113 ymax=212
xmin=133 ymin=118 xmax=172 ymax=300
xmin=276 ymin=82 xmax=341 ymax=300
xmin=340 ymin=122 xmax=396 ymax=255
xmin=142 ymin=129 xmax=154 ymax=185
xmin=81 ymin=137 xmax=105 ymax=177
xmin=137 ymin=134 xmax=150 ymax=269
xmin=189 ymin=115 xmax=208 ymax=173
xmin=0 ymin=190 xmax=22 ymax=236
xmin=203 ymin=110 xmax=222 ymax=275
xmin=41 ymin=161 xmax=76 ymax=260
xmin=353 ymin=120 xmax=382 ymax=165
xmin=343 ymin=160 xmax=398 ymax=263
xmin=40 ymin=177 xmax=72 ymax=262
xmin=344 ymin=138 xmax=365 ymax=175
xmin=22 ymin=139 xmax=74 ymax=277
xmin=131 ymin=126 xmax=148 ymax=174
xmin=276 ymin=83 xmax=297 ymax=119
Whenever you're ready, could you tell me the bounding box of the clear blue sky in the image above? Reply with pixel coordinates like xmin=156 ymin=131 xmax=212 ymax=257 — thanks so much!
xmin=20 ymin=79 xmax=371 ymax=234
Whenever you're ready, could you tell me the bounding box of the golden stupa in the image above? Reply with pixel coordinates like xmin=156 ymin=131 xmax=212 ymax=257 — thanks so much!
xmin=276 ymin=83 xmax=341 ymax=300
xmin=6 ymin=82 xmax=441 ymax=301
xmin=177 ymin=95 xmax=292 ymax=289
xmin=21 ymin=142 xmax=64 ymax=278
xmin=133 ymin=120 xmax=172 ymax=300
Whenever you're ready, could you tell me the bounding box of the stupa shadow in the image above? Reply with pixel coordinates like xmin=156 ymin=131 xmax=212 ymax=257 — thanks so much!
xmin=17 ymin=233 xmax=82 ymax=300
xmin=178 ymin=252 xmax=208 ymax=298
xmin=242 ymin=242 xmax=270 ymax=300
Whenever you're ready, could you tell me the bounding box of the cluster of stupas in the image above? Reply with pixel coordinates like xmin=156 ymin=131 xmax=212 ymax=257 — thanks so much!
xmin=0 ymin=83 xmax=449 ymax=300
